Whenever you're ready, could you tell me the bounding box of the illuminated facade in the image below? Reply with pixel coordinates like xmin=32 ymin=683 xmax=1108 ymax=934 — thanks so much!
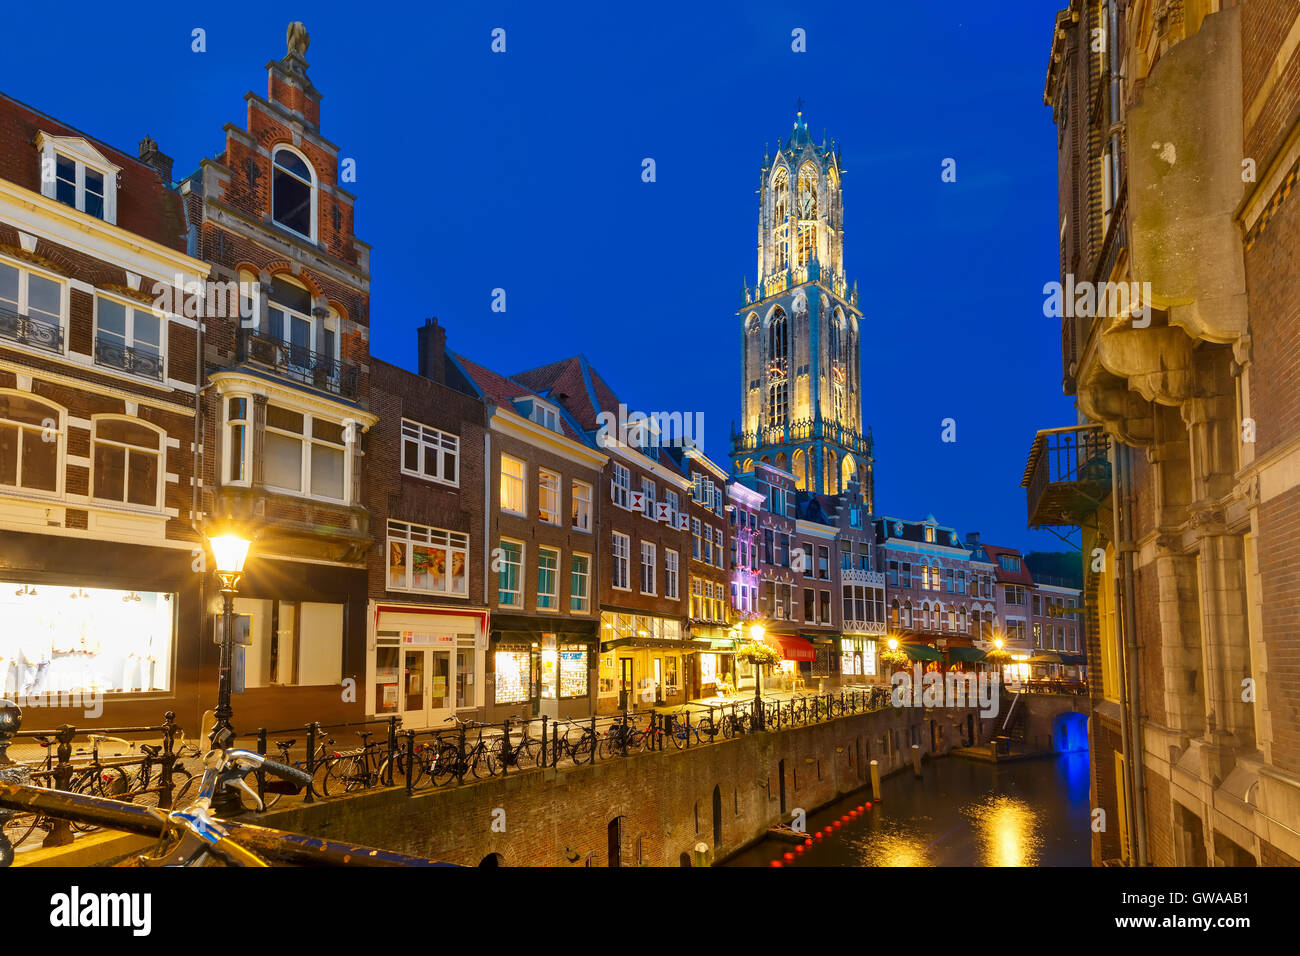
xmin=732 ymin=110 xmax=873 ymax=504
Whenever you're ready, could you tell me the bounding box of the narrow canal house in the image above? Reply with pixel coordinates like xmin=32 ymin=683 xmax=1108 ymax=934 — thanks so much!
xmin=511 ymin=357 xmax=697 ymax=715
xmin=184 ymin=24 xmax=378 ymax=730
xmin=363 ymin=319 xmax=490 ymax=729
xmin=452 ymin=353 xmax=607 ymax=722
xmin=0 ymin=94 xmax=208 ymax=730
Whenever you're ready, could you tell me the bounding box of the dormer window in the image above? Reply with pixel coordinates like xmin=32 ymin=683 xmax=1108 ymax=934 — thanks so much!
xmin=272 ymin=146 xmax=316 ymax=240
xmin=35 ymin=133 xmax=119 ymax=224
xmin=515 ymin=397 xmax=560 ymax=433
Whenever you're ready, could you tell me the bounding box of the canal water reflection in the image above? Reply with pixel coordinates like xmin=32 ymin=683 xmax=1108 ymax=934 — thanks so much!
xmin=725 ymin=752 xmax=1091 ymax=867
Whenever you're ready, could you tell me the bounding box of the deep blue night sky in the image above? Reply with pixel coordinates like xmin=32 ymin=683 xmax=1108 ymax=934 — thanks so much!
xmin=4 ymin=0 xmax=1075 ymax=552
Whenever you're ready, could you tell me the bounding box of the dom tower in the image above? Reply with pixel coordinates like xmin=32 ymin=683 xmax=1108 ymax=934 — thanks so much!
xmin=731 ymin=109 xmax=873 ymax=506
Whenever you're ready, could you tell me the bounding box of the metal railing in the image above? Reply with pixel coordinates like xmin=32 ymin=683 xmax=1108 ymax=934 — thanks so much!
xmin=0 ymin=306 xmax=64 ymax=354
xmin=1022 ymin=424 xmax=1111 ymax=528
xmin=236 ymin=328 xmax=359 ymax=398
xmin=94 ymin=335 xmax=164 ymax=381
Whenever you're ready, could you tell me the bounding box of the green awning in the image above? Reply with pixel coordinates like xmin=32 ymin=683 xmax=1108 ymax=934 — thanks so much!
xmin=903 ymin=643 xmax=943 ymax=662
xmin=946 ymin=646 xmax=987 ymax=663
xmin=1030 ymin=651 xmax=1066 ymax=664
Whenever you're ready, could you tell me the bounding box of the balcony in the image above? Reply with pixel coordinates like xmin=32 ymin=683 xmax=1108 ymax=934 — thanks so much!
xmin=1021 ymin=425 xmax=1111 ymax=529
xmin=0 ymin=306 xmax=64 ymax=354
xmin=94 ymin=335 xmax=163 ymax=381
xmin=236 ymin=329 xmax=359 ymax=399
xmin=731 ymin=418 xmax=873 ymax=457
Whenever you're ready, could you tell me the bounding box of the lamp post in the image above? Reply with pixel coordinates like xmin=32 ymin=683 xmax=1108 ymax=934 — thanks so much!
xmin=208 ymin=533 xmax=251 ymax=753
xmin=749 ymin=622 xmax=765 ymax=731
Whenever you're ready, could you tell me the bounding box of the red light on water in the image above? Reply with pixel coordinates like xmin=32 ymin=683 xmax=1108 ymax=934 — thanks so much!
xmin=770 ymin=859 xmax=783 ymax=867
xmin=783 ymin=852 xmax=794 ymax=861
xmin=795 ymin=846 xmax=804 ymax=855
xmin=833 ymin=821 xmax=842 ymax=828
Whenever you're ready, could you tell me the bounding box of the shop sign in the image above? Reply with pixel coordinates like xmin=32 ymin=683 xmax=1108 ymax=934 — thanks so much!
xmin=401 ymin=631 xmax=454 ymax=646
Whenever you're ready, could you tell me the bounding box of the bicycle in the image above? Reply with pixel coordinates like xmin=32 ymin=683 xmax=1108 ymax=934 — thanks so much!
xmin=596 ymin=714 xmax=650 ymax=759
xmin=130 ymin=748 xmax=313 ymax=867
xmin=319 ymin=731 xmax=395 ymax=796
xmin=550 ymin=718 xmax=599 ymax=766
xmin=663 ymin=709 xmax=702 ymax=749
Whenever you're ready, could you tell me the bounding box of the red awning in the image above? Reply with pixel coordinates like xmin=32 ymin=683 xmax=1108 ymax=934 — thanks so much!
xmin=772 ymin=634 xmax=816 ymax=662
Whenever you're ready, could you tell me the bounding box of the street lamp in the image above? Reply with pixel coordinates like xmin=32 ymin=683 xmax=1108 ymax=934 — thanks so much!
xmin=749 ymin=622 xmax=766 ymax=730
xmin=208 ymin=532 xmax=251 ymax=753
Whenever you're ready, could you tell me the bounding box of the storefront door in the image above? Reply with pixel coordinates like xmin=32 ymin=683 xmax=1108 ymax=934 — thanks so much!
xmin=618 ymin=658 xmax=634 ymax=711
xmin=400 ymin=647 xmax=454 ymax=729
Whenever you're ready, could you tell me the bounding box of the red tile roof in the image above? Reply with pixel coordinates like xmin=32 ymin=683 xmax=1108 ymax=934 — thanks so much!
xmin=453 ymin=353 xmax=586 ymax=443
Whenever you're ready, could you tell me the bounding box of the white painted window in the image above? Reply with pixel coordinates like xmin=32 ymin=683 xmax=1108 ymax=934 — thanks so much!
xmin=537 ymin=546 xmax=559 ymax=609
xmin=611 ymin=462 xmax=631 ymax=509
xmin=387 ymin=520 xmax=470 ymax=596
xmin=272 ymin=146 xmax=316 ymax=240
xmin=0 ymin=391 xmax=63 ymax=495
xmin=640 ymin=541 xmax=656 ymax=595
xmin=570 ymin=553 xmax=590 ymax=612
xmin=538 ymin=469 xmax=561 ymax=524
xmin=571 ymin=480 xmax=592 ymax=531
xmin=401 ymin=419 xmax=458 ymax=486
xmin=612 ymin=531 xmax=631 ymax=590
xmin=497 ymin=539 xmax=524 ymax=606
xmin=500 ymin=454 xmax=526 ymax=514
xmin=90 ymin=416 xmax=163 ymax=510
xmin=665 ymin=549 xmax=680 ymax=600
xmin=94 ymin=295 xmax=163 ymax=381
xmin=264 ymin=405 xmax=347 ymax=502
xmin=0 ymin=259 xmax=64 ymax=352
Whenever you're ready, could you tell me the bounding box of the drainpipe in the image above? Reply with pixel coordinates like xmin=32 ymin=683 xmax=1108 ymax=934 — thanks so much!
xmin=1110 ymin=440 xmax=1149 ymax=865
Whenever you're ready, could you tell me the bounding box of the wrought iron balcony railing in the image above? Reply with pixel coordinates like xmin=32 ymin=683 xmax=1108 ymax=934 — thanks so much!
xmin=731 ymin=418 xmax=873 ymax=457
xmin=236 ymin=329 xmax=359 ymax=399
xmin=0 ymin=306 xmax=64 ymax=354
xmin=1022 ymin=425 xmax=1112 ymax=529
xmin=94 ymin=335 xmax=164 ymax=381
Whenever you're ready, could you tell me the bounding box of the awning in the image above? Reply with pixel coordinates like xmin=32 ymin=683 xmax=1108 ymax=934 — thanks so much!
xmin=1060 ymin=653 xmax=1086 ymax=665
xmin=601 ymin=637 xmax=712 ymax=653
xmin=946 ymin=646 xmax=987 ymax=663
xmin=903 ymin=643 xmax=943 ymax=662
xmin=772 ymin=634 xmax=817 ymax=662
xmin=1029 ymin=651 xmax=1065 ymax=664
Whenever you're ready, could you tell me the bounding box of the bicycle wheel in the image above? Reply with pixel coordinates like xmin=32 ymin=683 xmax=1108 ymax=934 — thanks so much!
xmin=428 ymin=742 xmax=461 ymax=787
xmin=2 ymin=808 xmax=40 ymax=849
xmin=319 ymin=755 xmax=349 ymax=797
xmin=669 ymin=719 xmax=690 ymax=750
xmin=568 ymin=733 xmax=594 ymax=765
xmin=134 ymin=767 xmax=195 ymax=810
xmin=470 ymin=744 xmax=497 ymax=779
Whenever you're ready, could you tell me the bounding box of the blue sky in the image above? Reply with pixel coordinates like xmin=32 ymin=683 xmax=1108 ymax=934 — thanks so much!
xmin=4 ymin=0 xmax=1075 ymax=552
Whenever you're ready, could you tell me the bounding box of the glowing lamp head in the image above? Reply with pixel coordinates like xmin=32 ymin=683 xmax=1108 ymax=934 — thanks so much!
xmin=750 ymin=622 xmax=766 ymax=642
xmin=209 ymin=534 xmax=251 ymax=576
xmin=887 ymin=637 xmax=898 ymax=651
xmin=993 ymin=637 xmax=1004 ymax=651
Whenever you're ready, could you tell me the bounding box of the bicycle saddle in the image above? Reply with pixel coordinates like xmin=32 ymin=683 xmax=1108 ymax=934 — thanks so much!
xmin=275 ymin=739 xmax=296 ymax=750
xmin=141 ymin=744 xmax=161 ymax=758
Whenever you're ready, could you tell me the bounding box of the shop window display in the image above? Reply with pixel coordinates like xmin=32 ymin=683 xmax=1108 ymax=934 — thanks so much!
xmin=559 ymin=646 xmax=588 ymax=698
xmin=494 ymin=648 xmax=530 ymax=704
xmin=0 ymin=582 xmax=174 ymax=699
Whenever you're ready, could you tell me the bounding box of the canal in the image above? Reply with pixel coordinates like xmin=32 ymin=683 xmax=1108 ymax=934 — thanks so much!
xmin=725 ymin=752 xmax=1092 ymax=867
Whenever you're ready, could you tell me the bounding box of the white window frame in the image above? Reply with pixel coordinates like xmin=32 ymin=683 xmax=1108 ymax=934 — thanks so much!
xmin=570 ymin=552 xmax=591 ymax=612
xmin=498 ymin=538 xmax=524 ymax=607
xmin=640 ymin=477 xmax=656 ymax=518
xmin=665 ymin=549 xmax=680 ymax=600
xmin=386 ymin=520 xmax=471 ymax=597
xmin=0 ymin=389 xmax=65 ymax=498
xmin=537 ymin=546 xmax=560 ymax=610
xmin=538 ymin=468 xmax=561 ymax=525
xmin=571 ymin=479 xmax=592 ymax=531
xmin=89 ymin=414 xmax=164 ymax=511
xmin=500 ymin=454 xmax=526 ymax=516
xmin=93 ymin=294 xmax=165 ymax=380
xmin=271 ymin=145 xmax=318 ymax=242
xmin=263 ymin=404 xmax=350 ymax=504
xmin=36 ymin=134 xmax=120 ymax=224
xmin=400 ymin=418 xmax=459 ymax=486
xmin=640 ymin=540 xmax=657 ymax=595
xmin=0 ymin=257 xmax=66 ymax=354
xmin=611 ymin=463 xmax=631 ymax=509
xmin=612 ymin=531 xmax=631 ymax=591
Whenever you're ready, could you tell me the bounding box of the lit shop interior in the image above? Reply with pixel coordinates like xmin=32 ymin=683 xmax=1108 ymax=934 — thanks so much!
xmin=0 ymin=581 xmax=175 ymax=699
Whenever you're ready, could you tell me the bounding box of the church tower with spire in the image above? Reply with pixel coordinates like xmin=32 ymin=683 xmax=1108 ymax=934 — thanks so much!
xmin=731 ymin=108 xmax=873 ymax=507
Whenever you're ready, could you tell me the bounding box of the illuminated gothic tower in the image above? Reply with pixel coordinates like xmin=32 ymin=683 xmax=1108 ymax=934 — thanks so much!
xmin=731 ymin=109 xmax=873 ymax=506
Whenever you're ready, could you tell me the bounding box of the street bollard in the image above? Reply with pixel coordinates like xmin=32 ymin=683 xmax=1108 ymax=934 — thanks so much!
xmin=870 ymin=758 xmax=882 ymax=802
xmin=911 ymin=743 xmax=922 ymax=778
xmin=692 ymin=840 xmax=710 ymax=867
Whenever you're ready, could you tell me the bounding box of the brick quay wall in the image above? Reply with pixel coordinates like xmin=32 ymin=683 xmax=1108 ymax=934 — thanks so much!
xmin=260 ymin=705 xmax=999 ymax=867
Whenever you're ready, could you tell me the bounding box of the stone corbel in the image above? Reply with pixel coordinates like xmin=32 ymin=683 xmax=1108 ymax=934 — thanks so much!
xmin=1096 ymin=324 xmax=1196 ymax=406
xmin=1079 ymin=371 xmax=1156 ymax=447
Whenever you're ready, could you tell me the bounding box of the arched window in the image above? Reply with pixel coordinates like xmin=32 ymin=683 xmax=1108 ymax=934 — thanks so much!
xmin=841 ymin=453 xmax=855 ymax=493
xmin=824 ymin=448 xmax=838 ymax=494
xmin=0 ymin=391 xmax=61 ymax=494
xmin=796 ymin=164 xmax=818 ymax=267
xmin=91 ymin=416 xmax=163 ymax=509
xmin=766 ymin=308 xmax=788 ymax=425
xmin=959 ymin=606 xmax=968 ymax=632
xmin=890 ymin=599 xmax=899 ymax=627
xmin=903 ymin=601 xmax=912 ymax=628
xmin=772 ymin=167 xmax=790 ymax=272
xmin=272 ymin=146 xmax=316 ymax=239
xmin=792 ymin=448 xmax=806 ymax=491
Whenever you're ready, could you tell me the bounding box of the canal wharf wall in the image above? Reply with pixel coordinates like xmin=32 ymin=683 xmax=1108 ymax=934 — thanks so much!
xmin=256 ymin=705 xmax=996 ymax=867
